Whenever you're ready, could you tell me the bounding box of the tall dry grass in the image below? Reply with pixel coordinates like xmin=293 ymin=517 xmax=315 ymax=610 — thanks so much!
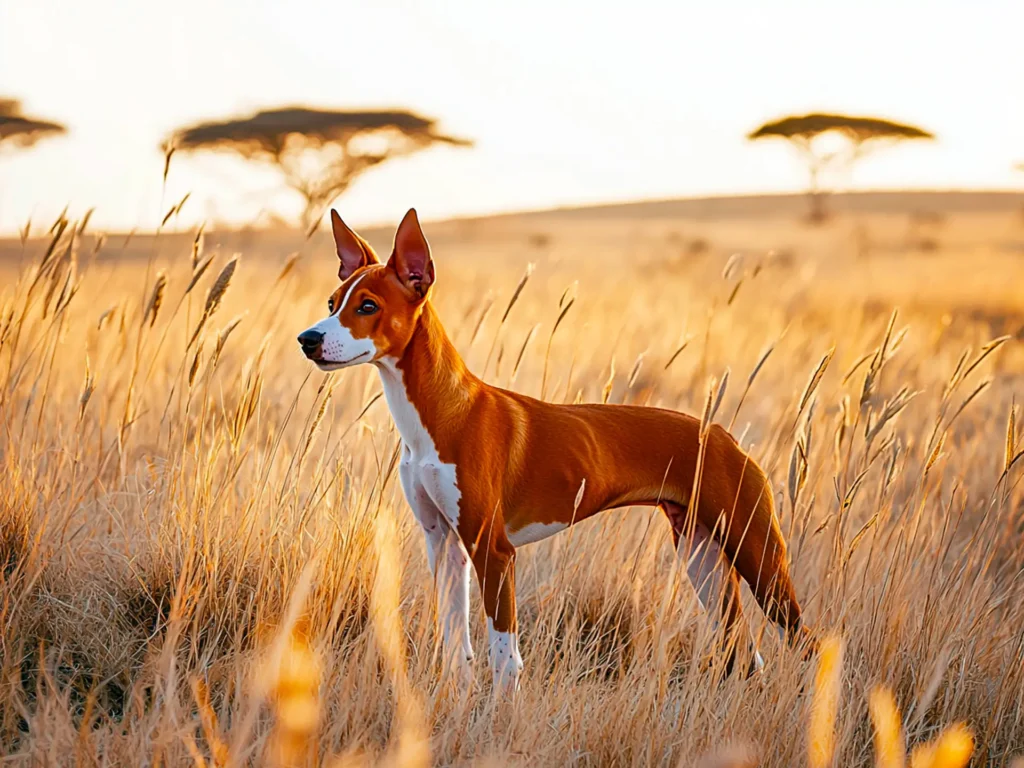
xmin=1 ymin=208 xmax=1023 ymax=766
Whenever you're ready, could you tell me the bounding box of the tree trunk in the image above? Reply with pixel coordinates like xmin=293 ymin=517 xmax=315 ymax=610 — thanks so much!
xmin=806 ymin=157 xmax=827 ymax=225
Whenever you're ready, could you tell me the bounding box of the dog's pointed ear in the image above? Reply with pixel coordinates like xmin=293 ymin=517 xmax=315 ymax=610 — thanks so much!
xmin=331 ymin=209 xmax=379 ymax=280
xmin=388 ymin=208 xmax=435 ymax=299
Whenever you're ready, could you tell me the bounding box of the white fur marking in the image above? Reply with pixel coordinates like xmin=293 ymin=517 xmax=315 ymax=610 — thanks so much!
xmin=377 ymin=357 xmax=462 ymax=527
xmin=506 ymin=521 xmax=568 ymax=547
xmin=300 ymin=274 xmax=375 ymax=370
xmin=487 ymin=617 xmax=523 ymax=694
xmin=337 ymin=272 xmax=368 ymax=315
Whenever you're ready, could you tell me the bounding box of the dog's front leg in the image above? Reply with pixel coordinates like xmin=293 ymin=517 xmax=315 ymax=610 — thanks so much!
xmin=467 ymin=522 xmax=522 ymax=697
xmin=400 ymin=456 xmax=474 ymax=689
xmin=426 ymin=528 xmax=475 ymax=689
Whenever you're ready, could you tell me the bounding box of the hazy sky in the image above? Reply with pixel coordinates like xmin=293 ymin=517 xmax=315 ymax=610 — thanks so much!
xmin=2 ymin=0 xmax=1022 ymax=232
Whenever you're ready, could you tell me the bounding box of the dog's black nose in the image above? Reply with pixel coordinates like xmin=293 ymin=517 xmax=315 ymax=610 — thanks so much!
xmin=297 ymin=329 xmax=324 ymax=356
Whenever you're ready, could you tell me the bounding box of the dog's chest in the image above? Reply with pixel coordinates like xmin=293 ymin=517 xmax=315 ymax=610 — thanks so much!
xmin=378 ymin=359 xmax=463 ymax=526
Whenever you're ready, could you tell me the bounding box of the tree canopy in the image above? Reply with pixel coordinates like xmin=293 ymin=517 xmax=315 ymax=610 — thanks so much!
xmin=0 ymin=98 xmax=67 ymax=150
xmin=167 ymin=106 xmax=472 ymax=229
xmin=748 ymin=113 xmax=934 ymax=146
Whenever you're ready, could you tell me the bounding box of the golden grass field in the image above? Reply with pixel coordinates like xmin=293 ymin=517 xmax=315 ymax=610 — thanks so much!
xmin=2 ymin=191 xmax=1024 ymax=766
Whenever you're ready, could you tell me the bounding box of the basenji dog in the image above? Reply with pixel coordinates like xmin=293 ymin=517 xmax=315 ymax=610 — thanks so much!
xmin=298 ymin=209 xmax=810 ymax=695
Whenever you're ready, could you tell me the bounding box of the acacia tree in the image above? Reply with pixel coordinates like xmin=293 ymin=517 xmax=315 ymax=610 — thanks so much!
xmin=747 ymin=113 xmax=934 ymax=222
xmin=166 ymin=106 xmax=471 ymax=230
xmin=0 ymin=98 xmax=66 ymax=152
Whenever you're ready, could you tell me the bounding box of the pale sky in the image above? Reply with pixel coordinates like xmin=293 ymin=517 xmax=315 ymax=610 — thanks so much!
xmin=2 ymin=0 xmax=1022 ymax=233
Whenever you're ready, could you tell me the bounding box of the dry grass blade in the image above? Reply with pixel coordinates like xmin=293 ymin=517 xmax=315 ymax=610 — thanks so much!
xmin=501 ymin=262 xmax=534 ymax=324
xmin=942 ymin=379 xmax=991 ymax=434
xmin=1006 ymin=399 xmax=1017 ymax=473
xmin=722 ymin=252 xmax=742 ymax=280
xmin=869 ymin=686 xmax=905 ymax=768
xmin=788 ymin=436 xmax=808 ymax=510
xmin=726 ymin=277 xmax=745 ymax=306
xmin=698 ymin=375 xmax=716 ymax=436
xmin=866 ymin=387 xmax=918 ymax=444
xmin=162 ymin=141 xmax=175 ymax=184
xmin=809 ymin=635 xmax=843 ymax=768
xmin=799 ymin=346 xmax=835 ymax=418
xmin=143 ymin=272 xmax=167 ymax=328
xmin=205 ymin=256 xmax=238 ymax=317
xmin=226 ymin=559 xmax=319 ymax=768
xmin=185 ymin=255 xmax=215 ymax=296
xmin=192 ymin=677 xmax=229 ymax=768
xmin=729 ymin=343 xmax=774 ymax=429
xmin=907 ymin=647 xmax=952 ymax=732
xmin=843 ymin=351 xmax=877 ymax=385
xmin=188 ymin=343 xmax=203 ymax=388
xmin=627 ymin=352 xmax=646 ymax=389
xmin=664 ymin=337 xmax=691 ymax=370
xmin=511 ymin=323 xmax=539 ymax=383
xmin=924 ymin=432 xmax=946 ymax=477
xmin=960 ymin=334 xmax=1010 ymax=383
xmin=708 ymin=368 xmax=729 ymax=424
xmin=602 ymin=358 xmax=616 ymax=404
xmin=276 ymin=252 xmax=301 ymax=283
xmin=540 ymin=292 xmax=575 ymax=400
xmin=265 ymin=620 xmax=322 ymax=768
xmin=300 ymin=383 xmax=334 ymax=464
xmin=746 ymin=345 xmax=774 ymax=387
xmin=847 ymin=514 xmax=880 ymax=561
xmin=78 ymin=358 xmax=95 ymax=421
xmin=215 ymin=315 xmax=246 ymax=358
xmin=77 ymin=208 xmax=95 ymax=235
xmin=191 ymin=225 xmax=206 ymax=269
xmin=558 ymin=280 xmax=578 ymax=309
xmin=909 ymin=724 xmax=973 ymax=768
xmin=469 ymin=296 xmax=493 ymax=345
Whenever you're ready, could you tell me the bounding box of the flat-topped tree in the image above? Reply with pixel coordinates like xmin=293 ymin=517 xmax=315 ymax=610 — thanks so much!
xmin=0 ymin=98 xmax=66 ymax=152
xmin=747 ymin=113 xmax=934 ymax=222
xmin=167 ymin=106 xmax=471 ymax=231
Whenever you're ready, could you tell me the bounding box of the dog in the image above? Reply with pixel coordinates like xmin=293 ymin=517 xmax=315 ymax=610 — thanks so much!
xmin=298 ymin=208 xmax=809 ymax=694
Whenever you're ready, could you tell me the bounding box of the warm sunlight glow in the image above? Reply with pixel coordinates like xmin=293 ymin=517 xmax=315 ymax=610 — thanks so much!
xmin=2 ymin=0 xmax=1022 ymax=231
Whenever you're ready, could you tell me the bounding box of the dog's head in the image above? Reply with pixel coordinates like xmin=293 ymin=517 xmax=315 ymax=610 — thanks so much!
xmin=297 ymin=208 xmax=435 ymax=370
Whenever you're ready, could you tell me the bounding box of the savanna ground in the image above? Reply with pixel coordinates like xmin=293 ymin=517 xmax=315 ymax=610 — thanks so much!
xmin=2 ymin=191 xmax=1024 ymax=766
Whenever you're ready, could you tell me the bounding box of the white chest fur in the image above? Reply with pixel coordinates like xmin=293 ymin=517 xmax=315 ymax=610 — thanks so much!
xmin=376 ymin=358 xmax=463 ymax=527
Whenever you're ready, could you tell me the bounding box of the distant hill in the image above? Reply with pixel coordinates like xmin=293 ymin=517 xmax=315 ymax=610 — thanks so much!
xmin=2 ymin=190 xmax=1022 ymax=264
xmin=451 ymin=190 xmax=1024 ymax=225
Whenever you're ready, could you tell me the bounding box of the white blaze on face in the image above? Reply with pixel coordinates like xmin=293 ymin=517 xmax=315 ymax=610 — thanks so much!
xmin=300 ymin=273 xmax=376 ymax=370
xmin=487 ymin=617 xmax=523 ymax=695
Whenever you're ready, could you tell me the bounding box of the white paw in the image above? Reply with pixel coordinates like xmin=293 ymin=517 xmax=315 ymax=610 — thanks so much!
xmin=487 ymin=619 xmax=523 ymax=697
xmin=491 ymin=654 xmax=523 ymax=697
xmin=444 ymin=652 xmax=475 ymax=694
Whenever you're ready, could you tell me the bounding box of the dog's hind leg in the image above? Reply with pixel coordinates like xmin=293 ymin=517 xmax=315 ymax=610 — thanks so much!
xmin=660 ymin=502 xmax=761 ymax=675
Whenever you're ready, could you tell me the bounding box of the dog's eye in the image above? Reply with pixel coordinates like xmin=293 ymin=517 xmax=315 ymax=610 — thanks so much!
xmin=356 ymin=299 xmax=379 ymax=315
xmin=327 ymin=298 xmax=335 ymax=313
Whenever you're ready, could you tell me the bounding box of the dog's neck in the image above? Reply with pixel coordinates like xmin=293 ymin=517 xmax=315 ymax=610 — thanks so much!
xmin=373 ymin=301 xmax=479 ymax=455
